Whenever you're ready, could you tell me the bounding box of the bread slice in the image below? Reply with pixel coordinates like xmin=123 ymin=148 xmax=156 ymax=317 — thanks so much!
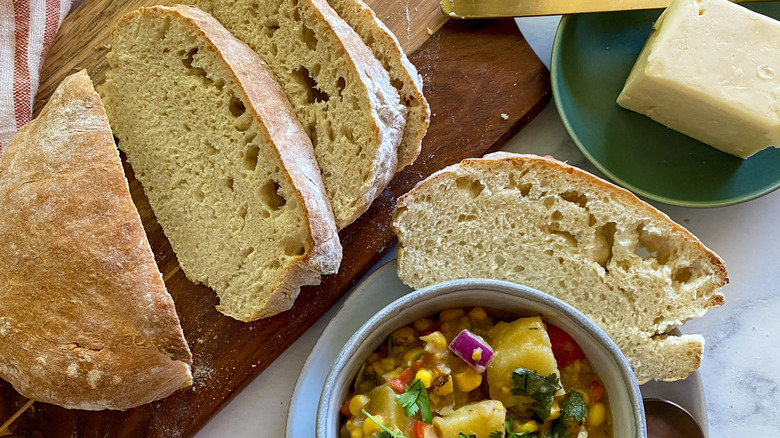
xmin=0 ymin=70 xmax=192 ymax=410
xmin=100 ymin=6 xmax=342 ymax=321
xmin=326 ymin=0 xmax=430 ymax=170
xmin=393 ymin=152 xmax=728 ymax=383
xmin=191 ymin=0 xmax=406 ymax=228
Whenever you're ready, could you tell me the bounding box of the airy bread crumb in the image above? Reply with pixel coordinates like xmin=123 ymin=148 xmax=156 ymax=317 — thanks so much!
xmin=191 ymin=0 xmax=407 ymax=228
xmin=101 ymin=6 xmax=342 ymax=321
xmin=393 ymin=152 xmax=728 ymax=383
xmin=327 ymin=0 xmax=430 ymax=170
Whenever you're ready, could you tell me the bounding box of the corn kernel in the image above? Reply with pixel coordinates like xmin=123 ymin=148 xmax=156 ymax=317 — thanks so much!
xmin=349 ymin=394 xmax=370 ymax=417
xmin=588 ymin=402 xmax=606 ymax=427
xmin=379 ymin=357 xmax=396 ymax=372
xmin=415 ymin=369 xmax=434 ymax=388
xmin=468 ymin=307 xmax=488 ymax=320
xmin=547 ymin=401 xmax=562 ymax=421
xmin=421 ymin=331 xmax=447 ymax=350
xmin=391 ymin=326 xmax=416 ymax=345
xmin=372 ymin=362 xmax=384 ymax=376
xmin=363 ymin=414 xmax=384 ymax=435
xmin=516 ymin=419 xmax=539 ymax=433
xmin=432 ymin=375 xmax=453 ymax=396
xmin=439 ymin=308 xmax=465 ymax=322
xmin=573 ymin=388 xmax=591 ymax=406
xmin=403 ymin=347 xmax=425 ymax=365
xmin=453 ymin=368 xmax=483 ymax=392
xmin=366 ymin=353 xmax=380 ymax=364
xmin=413 ymin=318 xmax=435 ymax=333
xmin=346 ymin=418 xmax=363 ymax=438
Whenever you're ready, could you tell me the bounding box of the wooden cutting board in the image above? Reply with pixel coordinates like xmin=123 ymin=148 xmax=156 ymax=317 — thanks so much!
xmin=0 ymin=0 xmax=550 ymax=436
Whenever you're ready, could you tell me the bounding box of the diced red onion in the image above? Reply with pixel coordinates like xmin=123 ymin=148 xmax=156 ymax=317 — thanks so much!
xmin=448 ymin=329 xmax=493 ymax=373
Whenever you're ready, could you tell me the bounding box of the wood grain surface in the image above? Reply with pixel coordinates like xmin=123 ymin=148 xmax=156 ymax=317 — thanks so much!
xmin=1 ymin=0 xmax=551 ymax=436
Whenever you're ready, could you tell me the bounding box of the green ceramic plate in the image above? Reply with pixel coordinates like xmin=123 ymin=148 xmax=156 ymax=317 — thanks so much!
xmin=551 ymin=4 xmax=780 ymax=207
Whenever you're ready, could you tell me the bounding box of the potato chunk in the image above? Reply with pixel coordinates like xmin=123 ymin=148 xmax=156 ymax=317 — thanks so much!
xmin=486 ymin=316 xmax=561 ymax=408
xmin=368 ymin=384 xmax=406 ymax=432
xmin=433 ymin=400 xmax=506 ymax=438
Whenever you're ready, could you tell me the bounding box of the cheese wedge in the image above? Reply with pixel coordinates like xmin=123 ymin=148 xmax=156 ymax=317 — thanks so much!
xmin=617 ymin=0 xmax=780 ymax=159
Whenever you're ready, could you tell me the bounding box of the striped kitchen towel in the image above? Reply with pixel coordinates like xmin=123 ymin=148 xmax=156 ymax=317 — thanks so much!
xmin=0 ymin=0 xmax=76 ymax=156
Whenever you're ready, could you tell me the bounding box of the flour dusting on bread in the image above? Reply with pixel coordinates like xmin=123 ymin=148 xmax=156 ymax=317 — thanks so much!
xmin=0 ymin=70 xmax=192 ymax=410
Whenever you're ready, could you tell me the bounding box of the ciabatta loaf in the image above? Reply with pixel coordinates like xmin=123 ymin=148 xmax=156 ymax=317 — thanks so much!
xmin=100 ymin=6 xmax=342 ymax=321
xmin=192 ymin=0 xmax=406 ymax=228
xmin=327 ymin=0 xmax=430 ymax=169
xmin=0 ymin=70 xmax=192 ymax=410
xmin=393 ymin=152 xmax=728 ymax=383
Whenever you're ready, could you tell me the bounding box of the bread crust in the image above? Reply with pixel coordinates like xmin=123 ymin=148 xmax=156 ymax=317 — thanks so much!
xmin=394 ymin=152 xmax=729 ymax=383
xmin=327 ymin=0 xmax=430 ymax=169
xmin=107 ymin=6 xmax=342 ymax=321
xmin=0 ymin=71 xmax=192 ymax=410
xmin=304 ymin=0 xmax=406 ymax=227
xmin=190 ymin=0 xmax=406 ymax=229
xmin=168 ymin=5 xmax=342 ymax=279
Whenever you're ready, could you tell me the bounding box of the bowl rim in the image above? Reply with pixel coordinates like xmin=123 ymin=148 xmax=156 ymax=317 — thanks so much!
xmin=316 ymin=278 xmax=647 ymax=437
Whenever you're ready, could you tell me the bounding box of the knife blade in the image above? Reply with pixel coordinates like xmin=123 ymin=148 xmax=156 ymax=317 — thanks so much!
xmin=440 ymin=0 xmax=769 ymax=18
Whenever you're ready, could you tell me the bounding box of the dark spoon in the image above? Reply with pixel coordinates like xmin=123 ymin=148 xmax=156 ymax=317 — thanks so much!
xmin=644 ymin=398 xmax=705 ymax=438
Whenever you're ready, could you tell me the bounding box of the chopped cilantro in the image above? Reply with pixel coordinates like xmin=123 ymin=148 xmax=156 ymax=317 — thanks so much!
xmin=489 ymin=432 xmax=503 ymax=438
xmin=560 ymin=391 xmax=589 ymax=422
xmin=362 ymin=410 xmax=406 ymax=438
xmin=458 ymin=434 xmax=477 ymax=438
xmin=396 ymin=378 xmax=433 ymax=424
xmin=388 ymin=336 xmax=393 ymax=356
xmin=510 ymin=368 xmax=561 ymax=421
xmin=548 ymin=418 xmax=569 ymax=438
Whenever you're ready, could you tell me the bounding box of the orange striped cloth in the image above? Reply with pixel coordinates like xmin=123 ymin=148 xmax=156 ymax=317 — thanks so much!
xmin=0 ymin=0 xmax=76 ymax=155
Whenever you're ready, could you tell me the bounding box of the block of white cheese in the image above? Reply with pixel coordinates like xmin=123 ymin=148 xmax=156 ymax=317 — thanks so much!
xmin=617 ymin=0 xmax=780 ymax=159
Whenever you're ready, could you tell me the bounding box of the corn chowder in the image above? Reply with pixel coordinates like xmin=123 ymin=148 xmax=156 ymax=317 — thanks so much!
xmin=340 ymin=307 xmax=612 ymax=438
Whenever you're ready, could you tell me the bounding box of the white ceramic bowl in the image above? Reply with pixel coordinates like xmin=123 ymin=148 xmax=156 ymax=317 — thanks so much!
xmin=317 ymin=278 xmax=647 ymax=437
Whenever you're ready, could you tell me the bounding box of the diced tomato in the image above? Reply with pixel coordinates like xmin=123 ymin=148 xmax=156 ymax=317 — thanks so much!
xmin=588 ymin=379 xmax=606 ymax=403
xmin=388 ymin=366 xmax=417 ymax=392
xmin=414 ymin=421 xmax=440 ymax=438
xmin=546 ymin=324 xmax=586 ymax=368
xmin=413 ymin=421 xmax=426 ymax=437
xmin=339 ymin=397 xmax=352 ymax=419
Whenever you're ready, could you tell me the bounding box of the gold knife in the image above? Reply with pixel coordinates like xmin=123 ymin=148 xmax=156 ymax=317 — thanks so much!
xmin=441 ymin=0 xmax=771 ymax=18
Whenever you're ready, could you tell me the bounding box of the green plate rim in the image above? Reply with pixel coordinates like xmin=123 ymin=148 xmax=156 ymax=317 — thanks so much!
xmin=550 ymin=12 xmax=780 ymax=208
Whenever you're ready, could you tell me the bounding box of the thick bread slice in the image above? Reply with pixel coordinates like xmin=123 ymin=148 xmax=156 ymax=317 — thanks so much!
xmin=326 ymin=0 xmax=430 ymax=169
xmin=0 ymin=70 xmax=192 ymax=410
xmin=393 ymin=152 xmax=728 ymax=383
xmin=191 ymin=0 xmax=406 ymax=228
xmin=100 ymin=6 xmax=342 ymax=321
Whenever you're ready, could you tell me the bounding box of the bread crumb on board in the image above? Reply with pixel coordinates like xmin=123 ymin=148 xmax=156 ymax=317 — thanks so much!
xmin=500 ymin=113 xmax=509 ymax=120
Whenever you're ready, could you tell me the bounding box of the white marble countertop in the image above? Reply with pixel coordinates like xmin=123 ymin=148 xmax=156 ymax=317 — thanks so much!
xmin=196 ymin=16 xmax=780 ymax=438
